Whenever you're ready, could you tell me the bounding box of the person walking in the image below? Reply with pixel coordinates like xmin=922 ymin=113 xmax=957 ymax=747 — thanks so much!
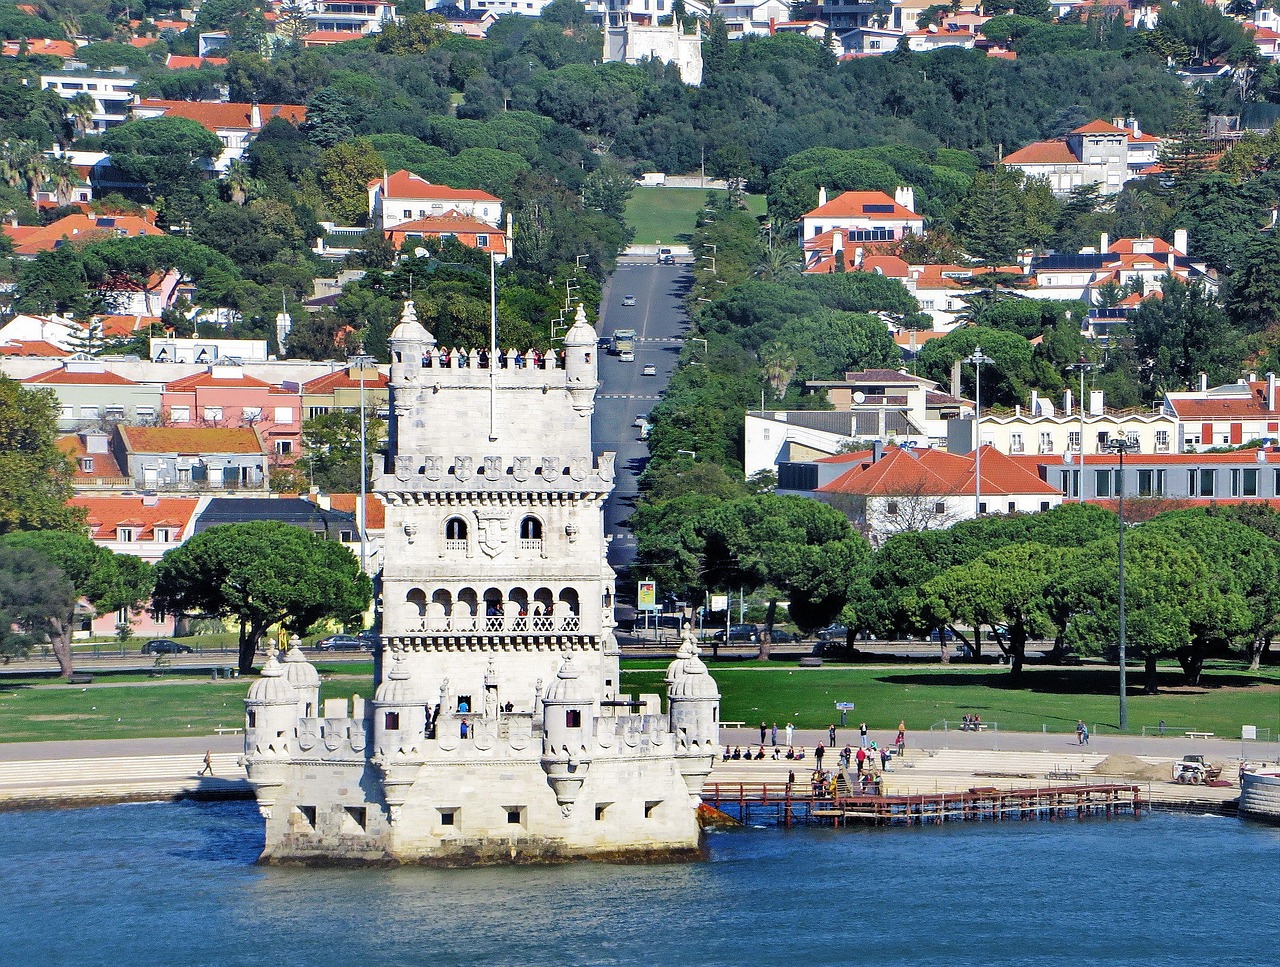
xmin=855 ymin=745 xmax=867 ymax=775
xmin=1081 ymin=723 xmax=1089 ymax=745
xmin=896 ymin=720 xmax=906 ymax=756
xmin=815 ymin=743 xmax=825 ymax=769
xmin=760 ymin=721 xmax=768 ymax=744
xmin=859 ymin=721 xmax=868 ymax=748
xmin=198 ymin=751 xmax=214 ymax=777
xmin=771 ymin=722 xmax=779 ymax=747
xmin=828 ymin=723 xmax=836 ymax=746
xmin=785 ymin=722 xmax=794 ymax=746
xmin=1076 ymin=720 xmax=1085 ymax=745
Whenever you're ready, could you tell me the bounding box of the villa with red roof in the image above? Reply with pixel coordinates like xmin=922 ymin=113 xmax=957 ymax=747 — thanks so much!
xmin=368 ymin=169 xmax=504 ymax=231
xmin=1003 ymin=118 xmax=1162 ymax=196
xmin=160 ymin=366 xmax=303 ymax=459
xmin=129 ymin=100 xmax=307 ymax=168
xmin=71 ymin=494 xmax=203 ymax=563
xmin=800 ymin=187 xmax=924 ymax=244
xmin=1026 ymin=230 xmax=1218 ymax=303
xmin=115 ymin=425 xmax=270 ymax=492
xmin=778 ymin=443 xmax=1062 ymax=543
xmin=385 ymin=212 xmax=509 ymax=262
xmin=1163 ymin=372 xmax=1280 ymax=451
xmin=2 ymin=212 xmax=164 ymax=258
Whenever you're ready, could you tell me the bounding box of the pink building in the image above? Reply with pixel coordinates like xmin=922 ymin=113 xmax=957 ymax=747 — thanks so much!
xmin=160 ymin=366 xmax=302 ymax=461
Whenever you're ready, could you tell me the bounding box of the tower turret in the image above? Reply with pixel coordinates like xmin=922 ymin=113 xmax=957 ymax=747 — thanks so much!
xmin=388 ymin=300 xmax=435 ymax=387
xmin=667 ymin=625 xmax=720 ymax=804
xmin=242 ymin=652 xmax=299 ymax=819
xmin=562 ymin=303 xmax=598 ymax=417
xmin=281 ymin=635 xmax=320 ymax=719
xmin=540 ymin=653 xmax=594 ymax=815
xmin=372 ymin=658 xmax=429 ymax=824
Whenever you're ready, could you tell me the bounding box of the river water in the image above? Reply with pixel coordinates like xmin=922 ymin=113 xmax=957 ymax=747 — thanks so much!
xmin=2 ymin=801 xmax=1276 ymax=966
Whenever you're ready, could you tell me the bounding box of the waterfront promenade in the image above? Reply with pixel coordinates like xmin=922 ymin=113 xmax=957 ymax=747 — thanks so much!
xmin=1 ymin=726 xmax=1271 ymax=813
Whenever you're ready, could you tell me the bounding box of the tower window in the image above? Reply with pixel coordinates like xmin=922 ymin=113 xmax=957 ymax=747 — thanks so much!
xmin=566 ymin=709 xmax=582 ymax=728
xmin=445 ymin=518 xmax=468 ymax=540
xmin=520 ymin=516 xmax=542 ymax=540
xmin=439 ymin=808 xmax=457 ymax=826
xmin=384 ymin=711 xmax=400 ymax=730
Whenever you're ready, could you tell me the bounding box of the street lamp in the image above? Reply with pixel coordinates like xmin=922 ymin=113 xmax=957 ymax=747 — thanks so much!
xmin=1105 ymin=434 xmax=1139 ymax=729
xmin=965 ymin=346 xmax=994 ymax=517
xmin=1071 ymin=354 xmax=1097 ymax=503
xmin=349 ymin=344 xmax=375 ymax=574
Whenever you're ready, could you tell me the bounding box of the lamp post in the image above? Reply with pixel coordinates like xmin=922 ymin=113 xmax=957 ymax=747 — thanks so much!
xmin=349 ymin=344 xmax=374 ymax=574
xmin=1105 ymin=434 xmax=1139 ymax=729
xmin=965 ymin=346 xmax=994 ymax=516
xmin=1072 ymin=355 xmax=1097 ymax=502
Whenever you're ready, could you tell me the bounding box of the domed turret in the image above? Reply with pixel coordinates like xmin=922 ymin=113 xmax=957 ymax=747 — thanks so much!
xmin=540 ymin=652 xmax=595 ymax=815
xmin=245 ymin=654 xmax=298 ymax=757
xmin=389 ymin=300 xmax=435 ymax=385
xmin=664 ymin=623 xmax=699 ymax=687
xmin=563 ymin=303 xmax=598 ymax=417
xmin=372 ymin=658 xmax=428 ymax=758
xmin=668 ymin=636 xmax=719 ymax=803
xmin=282 ymin=638 xmax=320 ymax=718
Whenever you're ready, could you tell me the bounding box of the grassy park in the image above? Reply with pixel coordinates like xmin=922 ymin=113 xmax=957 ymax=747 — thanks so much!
xmin=625 ymin=187 xmax=767 ymax=245
xmin=1 ymin=660 xmax=1276 ymax=744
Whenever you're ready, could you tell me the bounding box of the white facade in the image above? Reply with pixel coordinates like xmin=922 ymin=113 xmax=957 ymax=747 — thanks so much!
xmin=368 ymin=170 xmax=503 ymax=231
xmin=150 ymin=337 xmax=270 ymax=364
xmin=973 ymin=393 xmax=1177 ymax=458
xmin=603 ymin=19 xmax=704 ymax=86
xmin=243 ymin=303 xmax=719 ymax=864
xmin=40 ymin=66 xmax=138 ymax=132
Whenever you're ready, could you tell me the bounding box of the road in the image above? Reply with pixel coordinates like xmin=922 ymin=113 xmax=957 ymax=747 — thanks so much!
xmin=592 ymin=258 xmax=692 ymax=574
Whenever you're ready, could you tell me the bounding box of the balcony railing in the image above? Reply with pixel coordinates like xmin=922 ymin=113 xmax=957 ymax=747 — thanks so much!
xmin=408 ymin=614 xmax=585 ymax=634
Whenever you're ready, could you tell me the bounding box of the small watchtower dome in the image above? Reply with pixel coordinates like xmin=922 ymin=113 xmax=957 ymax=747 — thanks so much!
xmin=281 ymin=636 xmax=320 ymax=719
xmin=389 ymin=300 xmax=435 ymax=386
xmin=562 ymin=303 xmax=598 ymax=416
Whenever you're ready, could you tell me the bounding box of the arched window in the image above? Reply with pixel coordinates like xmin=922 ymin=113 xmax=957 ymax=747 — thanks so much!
xmin=406 ymin=588 xmax=427 ymax=617
xmin=445 ymin=518 xmax=468 ymax=540
xmin=520 ymin=516 xmax=542 ymax=540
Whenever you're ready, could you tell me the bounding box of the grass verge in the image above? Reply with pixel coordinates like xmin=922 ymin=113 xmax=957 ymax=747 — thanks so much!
xmin=626 ymin=187 xmax=766 ymax=245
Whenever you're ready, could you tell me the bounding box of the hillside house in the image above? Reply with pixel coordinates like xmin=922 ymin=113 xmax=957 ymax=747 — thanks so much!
xmin=367 ymin=169 xmax=503 ymax=231
xmin=800 ymin=187 xmax=924 ymax=244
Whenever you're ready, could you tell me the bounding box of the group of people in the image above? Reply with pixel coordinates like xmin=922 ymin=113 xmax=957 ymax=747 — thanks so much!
xmin=724 ymin=745 xmax=807 ymax=761
xmin=960 ymin=714 xmax=984 ymax=731
xmin=1076 ymin=720 xmax=1091 ymax=745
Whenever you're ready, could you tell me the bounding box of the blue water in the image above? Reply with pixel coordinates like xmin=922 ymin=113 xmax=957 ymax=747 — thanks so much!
xmin=1 ymin=801 xmax=1276 ymax=966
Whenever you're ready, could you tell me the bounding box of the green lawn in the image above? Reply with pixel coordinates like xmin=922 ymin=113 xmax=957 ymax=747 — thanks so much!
xmin=0 ymin=664 xmax=372 ymax=743
xmin=622 ymin=664 xmax=1280 ymax=738
xmin=3 ymin=660 xmax=1274 ymax=743
xmin=625 ymin=187 xmax=767 ymax=245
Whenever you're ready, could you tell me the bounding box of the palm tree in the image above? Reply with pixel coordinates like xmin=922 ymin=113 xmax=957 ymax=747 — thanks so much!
xmin=754 ymin=239 xmax=802 ymax=280
xmin=759 ymin=341 xmax=800 ymax=400
xmin=223 ymin=159 xmax=252 ymax=205
xmin=47 ymin=156 xmax=78 ymax=207
xmin=0 ymin=143 xmax=23 ymax=191
xmin=21 ymin=145 xmax=49 ymax=202
xmin=68 ymin=93 xmax=97 ymax=140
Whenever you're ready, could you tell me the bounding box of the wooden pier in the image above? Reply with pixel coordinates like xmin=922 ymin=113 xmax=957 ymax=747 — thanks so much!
xmin=706 ymin=782 xmax=1144 ymax=828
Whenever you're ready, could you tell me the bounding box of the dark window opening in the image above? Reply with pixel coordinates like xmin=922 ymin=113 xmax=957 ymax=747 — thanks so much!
xmin=566 ymin=709 xmax=582 ymax=728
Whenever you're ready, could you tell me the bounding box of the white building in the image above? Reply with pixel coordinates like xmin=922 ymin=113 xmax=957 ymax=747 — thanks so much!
xmin=1003 ymin=118 xmax=1162 ymax=197
xmin=367 ymin=169 xmax=504 ymax=231
xmin=40 ymin=65 xmax=138 ymax=132
xmin=150 ymin=337 xmax=270 ymax=364
xmin=602 ymin=17 xmax=704 ymax=86
xmin=800 ymin=187 xmax=924 ymax=244
xmin=241 ymin=302 xmax=720 ymax=863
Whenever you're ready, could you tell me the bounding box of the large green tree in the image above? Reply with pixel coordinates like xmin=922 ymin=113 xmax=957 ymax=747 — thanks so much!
xmin=151 ymin=522 xmax=373 ymax=673
xmin=0 ymin=544 xmax=76 ymax=663
xmin=0 ymin=531 xmax=153 ymax=677
xmin=0 ymin=377 xmax=83 ymax=535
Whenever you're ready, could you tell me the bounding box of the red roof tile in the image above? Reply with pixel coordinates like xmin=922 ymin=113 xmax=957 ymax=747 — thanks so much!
xmin=163 ymin=370 xmax=275 ymax=391
xmin=818 ymin=446 xmax=1060 ymax=498
xmin=26 ymin=366 xmax=137 ymax=385
xmin=5 ymin=213 xmax=164 ymax=256
xmin=1002 ymin=140 xmax=1079 ymax=165
xmin=57 ymin=434 xmax=126 ymax=480
xmin=133 ymin=100 xmax=306 ymax=132
xmin=0 ymin=340 xmax=68 ymax=357
xmin=118 ymin=425 xmax=266 ymax=455
xmin=72 ymin=495 xmax=201 ymax=541
xmin=303 ymin=367 xmax=389 ymax=393
xmin=804 ymin=190 xmax=924 ymax=223
xmin=1071 ymin=119 xmax=1130 ymax=135
xmin=370 ymin=169 xmax=502 ymax=203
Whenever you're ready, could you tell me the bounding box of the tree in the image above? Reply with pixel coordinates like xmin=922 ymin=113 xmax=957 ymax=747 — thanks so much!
xmin=101 ymin=116 xmax=223 ymax=206
xmin=0 ymin=377 xmax=83 ymax=535
xmin=78 ymin=236 xmax=240 ymax=315
xmin=1129 ymin=276 xmax=1240 ymax=397
xmin=317 ymin=139 xmax=384 ymax=225
xmin=0 ymin=544 xmax=76 ymax=663
xmin=152 ymin=522 xmax=373 ymax=674
xmin=0 ymin=531 xmax=153 ymax=677
xmin=301 ymin=410 xmax=387 ymax=494
xmin=697 ymin=494 xmax=871 ymax=658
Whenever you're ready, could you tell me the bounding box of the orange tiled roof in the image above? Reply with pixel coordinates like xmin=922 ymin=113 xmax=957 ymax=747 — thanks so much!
xmin=133 ymin=99 xmax=306 ymax=132
xmin=4 ymin=213 xmax=164 ymax=257
xmin=387 ymin=213 xmax=508 ymax=254
xmin=302 ymin=30 xmax=365 ymax=44
xmin=0 ymin=339 xmax=68 ymax=357
xmin=1003 ymin=140 xmax=1079 ymax=165
xmin=303 ymin=367 xmax=389 ymax=393
xmin=1108 ymin=236 xmax=1180 ymax=255
xmin=369 ymin=169 xmax=502 ymax=203
xmin=2 ymin=38 xmax=77 ymax=57
xmin=323 ymin=493 xmax=386 ymax=529
xmin=163 ymin=370 xmax=275 ymax=391
xmin=118 ymin=425 xmax=266 ymax=455
xmin=1072 ymin=119 xmax=1130 ymax=135
xmin=818 ymin=445 xmax=1061 ymax=498
xmin=164 ymin=54 xmax=228 ymax=69
xmin=804 ymin=190 xmax=924 ymax=222
xmin=26 ymin=365 xmax=137 ymax=386
xmin=96 ymin=314 xmax=162 ymax=337
xmin=72 ymin=495 xmax=201 ymax=540
xmin=57 ymin=434 xmax=126 ymax=480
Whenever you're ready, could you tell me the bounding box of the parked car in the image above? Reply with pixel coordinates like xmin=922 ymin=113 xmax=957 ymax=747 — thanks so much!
xmin=642 ymin=364 xmax=657 ymax=376
xmin=711 ymin=623 xmax=759 ymax=643
xmin=633 ymin=414 xmax=650 ymax=427
xmin=764 ymin=629 xmax=798 ymax=643
xmin=816 ymin=624 xmax=848 ymax=642
xmin=621 ymin=294 xmax=637 ymax=306
xmin=356 ymin=630 xmax=380 ymax=648
xmin=141 ymin=638 xmax=193 ymax=655
xmin=316 ymin=634 xmax=365 ymax=652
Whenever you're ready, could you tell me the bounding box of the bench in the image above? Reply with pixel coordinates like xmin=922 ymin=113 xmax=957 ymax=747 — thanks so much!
xmin=798 ymin=657 xmax=823 ymax=667
xmin=1046 ymin=769 xmax=1081 ymax=781
xmin=213 ymin=727 xmax=243 ymax=735
xmin=720 ymin=720 xmax=747 ymax=729
xmin=1185 ymin=731 xmax=1215 ymax=739
xmin=66 ymin=673 xmax=93 ymax=685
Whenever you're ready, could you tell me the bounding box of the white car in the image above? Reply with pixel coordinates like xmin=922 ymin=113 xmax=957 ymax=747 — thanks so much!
xmin=633 ymin=414 xmax=649 ymax=427
xmin=621 ymin=294 xmax=637 ymax=306
xmin=619 ymin=350 xmax=635 ymax=362
xmin=642 ymin=364 xmax=657 ymax=376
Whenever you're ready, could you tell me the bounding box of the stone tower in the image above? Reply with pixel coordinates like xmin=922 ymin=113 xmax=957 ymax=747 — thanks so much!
xmin=242 ymin=300 xmax=718 ymax=863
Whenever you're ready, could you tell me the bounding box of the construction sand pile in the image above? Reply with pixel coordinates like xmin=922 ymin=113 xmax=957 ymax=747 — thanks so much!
xmin=1094 ymin=753 xmax=1171 ymax=782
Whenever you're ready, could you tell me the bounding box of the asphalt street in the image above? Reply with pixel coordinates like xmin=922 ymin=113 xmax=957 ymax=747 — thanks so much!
xmin=592 ymin=259 xmax=691 ymax=575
